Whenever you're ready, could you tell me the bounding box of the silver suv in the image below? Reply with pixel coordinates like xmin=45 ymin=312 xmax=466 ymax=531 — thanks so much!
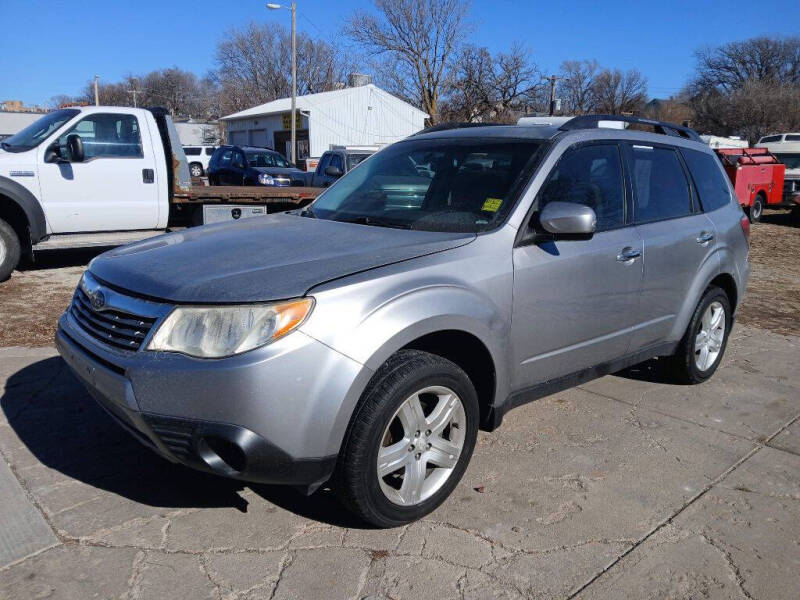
xmin=56 ymin=115 xmax=750 ymax=527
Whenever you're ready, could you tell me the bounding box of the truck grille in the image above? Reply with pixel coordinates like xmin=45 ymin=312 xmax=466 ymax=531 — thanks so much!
xmin=69 ymin=287 xmax=157 ymax=351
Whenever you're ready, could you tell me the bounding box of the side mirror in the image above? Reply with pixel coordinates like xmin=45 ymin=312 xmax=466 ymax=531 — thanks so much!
xmin=66 ymin=134 xmax=84 ymax=162
xmin=44 ymin=142 xmax=65 ymax=163
xmin=538 ymin=201 xmax=596 ymax=238
xmin=325 ymin=165 xmax=343 ymax=178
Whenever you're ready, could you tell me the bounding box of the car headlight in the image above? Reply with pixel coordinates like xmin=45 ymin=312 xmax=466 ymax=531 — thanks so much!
xmin=147 ymin=298 xmax=313 ymax=358
xmin=258 ymin=173 xmax=275 ymax=186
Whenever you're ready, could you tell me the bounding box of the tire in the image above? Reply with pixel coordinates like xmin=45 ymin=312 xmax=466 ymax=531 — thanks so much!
xmin=0 ymin=218 xmax=22 ymax=282
xmin=667 ymin=286 xmax=732 ymax=384
xmin=334 ymin=349 xmax=479 ymax=527
xmin=748 ymin=194 xmax=764 ymax=223
xmin=189 ymin=163 xmax=204 ymax=178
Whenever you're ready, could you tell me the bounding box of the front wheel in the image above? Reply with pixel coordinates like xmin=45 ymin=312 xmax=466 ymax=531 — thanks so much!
xmin=0 ymin=218 xmax=22 ymax=282
xmin=334 ymin=350 xmax=479 ymax=527
xmin=667 ymin=286 xmax=732 ymax=384
xmin=189 ymin=163 xmax=204 ymax=178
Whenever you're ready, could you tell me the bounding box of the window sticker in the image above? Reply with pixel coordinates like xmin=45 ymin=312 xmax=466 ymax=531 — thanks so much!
xmin=482 ymin=198 xmax=503 ymax=212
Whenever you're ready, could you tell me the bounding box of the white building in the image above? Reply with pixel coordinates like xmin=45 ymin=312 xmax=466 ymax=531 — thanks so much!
xmin=0 ymin=111 xmax=46 ymax=140
xmin=174 ymin=121 xmax=221 ymax=146
xmin=221 ymin=83 xmax=428 ymax=161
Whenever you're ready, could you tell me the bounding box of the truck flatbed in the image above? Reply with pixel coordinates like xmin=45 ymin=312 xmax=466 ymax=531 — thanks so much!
xmin=177 ymin=186 xmax=322 ymax=206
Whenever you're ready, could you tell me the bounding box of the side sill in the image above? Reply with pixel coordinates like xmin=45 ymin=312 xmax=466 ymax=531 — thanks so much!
xmin=486 ymin=341 xmax=677 ymax=430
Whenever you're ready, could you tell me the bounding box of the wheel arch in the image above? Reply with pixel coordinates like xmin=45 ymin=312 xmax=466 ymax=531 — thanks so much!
xmin=0 ymin=175 xmax=47 ymax=247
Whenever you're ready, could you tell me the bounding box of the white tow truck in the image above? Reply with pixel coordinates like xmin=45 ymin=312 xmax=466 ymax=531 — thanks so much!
xmin=0 ymin=106 xmax=319 ymax=281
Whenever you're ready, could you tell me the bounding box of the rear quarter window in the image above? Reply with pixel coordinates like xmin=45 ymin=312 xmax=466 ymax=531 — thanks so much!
xmin=681 ymin=148 xmax=732 ymax=212
xmin=183 ymin=147 xmax=201 ymax=156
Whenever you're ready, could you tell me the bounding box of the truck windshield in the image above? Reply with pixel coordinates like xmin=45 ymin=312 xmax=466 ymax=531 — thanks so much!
xmin=775 ymin=153 xmax=800 ymax=170
xmin=309 ymin=138 xmax=543 ymax=233
xmin=0 ymin=109 xmax=79 ymax=152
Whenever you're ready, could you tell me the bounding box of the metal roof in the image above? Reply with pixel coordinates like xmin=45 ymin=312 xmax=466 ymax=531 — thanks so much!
xmin=221 ymin=84 xmax=429 ymax=121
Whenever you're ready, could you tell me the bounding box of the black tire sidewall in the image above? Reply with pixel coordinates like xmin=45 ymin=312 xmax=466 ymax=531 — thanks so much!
xmin=680 ymin=287 xmax=732 ymax=383
xmin=341 ymin=352 xmax=479 ymax=527
xmin=0 ymin=218 xmax=21 ymax=282
xmin=750 ymin=197 xmax=763 ymax=222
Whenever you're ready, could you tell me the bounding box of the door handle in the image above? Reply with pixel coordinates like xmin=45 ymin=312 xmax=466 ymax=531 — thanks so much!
xmin=697 ymin=232 xmax=714 ymax=244
xmin=142 ymin=168 xmax=154 ymax=184
xmin=616 ymin=247 xmax=641 ymax=262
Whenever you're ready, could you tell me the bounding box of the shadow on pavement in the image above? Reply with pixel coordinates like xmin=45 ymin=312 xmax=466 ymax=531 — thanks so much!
xmin=22 ymin=247 xmax=113 ymax=271
xmin=760 ymin=210 xmax=800 ymax=229
xmin=1 ymin=357 xmax=365 ymax=527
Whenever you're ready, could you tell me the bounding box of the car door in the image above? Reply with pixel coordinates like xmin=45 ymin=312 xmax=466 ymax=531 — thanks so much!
xmin=230 ymin=150 xmax=247 ymax=185
xmin=37 ymin=111 xmax=160 ymax=232
xmin=512 ymin=142 xmax=643 ymax=388
xmin=624 ymin=142 xmax=717 ymax=351
xmin=314 ymin=152 xmax=331 ymax=186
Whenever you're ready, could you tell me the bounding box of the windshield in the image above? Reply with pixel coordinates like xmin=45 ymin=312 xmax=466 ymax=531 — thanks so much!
xmin=309 ymin=138 xmax=542 ymax=233
xmin=775 ymin=153 xmax=800 ymax=170
xmin=246 ymin=150 xmax=290 ymax=168
xmin=347 ymin=153 xmax=372 ymax=170
xmin=1 ymin=109 xmax=79 ymax=152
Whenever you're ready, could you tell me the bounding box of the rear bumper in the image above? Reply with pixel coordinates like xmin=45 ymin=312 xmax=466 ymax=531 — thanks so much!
xmin=55 ymin=313 xmax=368 ymax=488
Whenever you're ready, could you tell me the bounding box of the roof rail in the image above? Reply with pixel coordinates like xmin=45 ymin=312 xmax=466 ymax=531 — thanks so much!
xmin=558 ymin=114 xmax=702 ymax=142
xmin=412 ymin=122 xmax=495 ymax=135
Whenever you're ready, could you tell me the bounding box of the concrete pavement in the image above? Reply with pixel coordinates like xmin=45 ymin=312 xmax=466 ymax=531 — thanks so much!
xmin=0 ymin=323 xmax=797 ymax=599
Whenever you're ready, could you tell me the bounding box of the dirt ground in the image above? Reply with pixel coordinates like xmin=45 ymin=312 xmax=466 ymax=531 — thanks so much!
xmin=1 ymin=210 xmax=798 ymax=347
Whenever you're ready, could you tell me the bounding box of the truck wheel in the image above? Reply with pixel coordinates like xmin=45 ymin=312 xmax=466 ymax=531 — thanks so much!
xmin=0 ymin=218 xmax=22 ymax=282
xmin=334 ymin=350 xmax=479 ymax=527
xmin=748 ymin=194 xmax=764 ymax=223
xmin=666 ymin=286 xmax=732 ymax=384
xmin=189 ymin=163 xmax=204 ymax=178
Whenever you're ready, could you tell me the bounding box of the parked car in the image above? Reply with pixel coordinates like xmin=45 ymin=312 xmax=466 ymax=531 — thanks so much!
xmin=183 ymin=145 xmax=217 ymax=178
xmin=56 ymin=115 xmax=750 ymax=527
xmin=207 ymin=145 xmax=309 ymax=187
xmin=310 ymin=146 xmax=377 ymax=187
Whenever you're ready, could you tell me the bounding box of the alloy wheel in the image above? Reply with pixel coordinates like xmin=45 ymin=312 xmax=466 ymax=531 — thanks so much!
xmin=695 ymin=301 xmax=725 ymax=371
xmin=376 ymin=386 xmax=466 ymax=506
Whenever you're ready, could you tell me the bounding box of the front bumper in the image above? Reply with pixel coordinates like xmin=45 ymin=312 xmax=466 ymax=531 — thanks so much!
xmin=56 ymin=309 xmax=372 ymax=488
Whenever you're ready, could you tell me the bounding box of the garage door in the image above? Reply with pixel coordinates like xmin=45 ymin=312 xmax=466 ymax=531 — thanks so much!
xmin=249 ymin=129 xmax=268 ymax=148
xmin=229 ymin=131 xmax=248 ymax=146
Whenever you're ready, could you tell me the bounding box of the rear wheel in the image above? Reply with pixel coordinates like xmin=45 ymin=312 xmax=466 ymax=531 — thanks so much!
xmin=748 ymin=194 xmax=764 ymax=223
xmin=334 ymin=350 xmax=478 ymax=527
xmin=667 ymin=286 xmax=732 ymax=384
xmin=189 ymin=163 xmax=204 ymax=178
xmin=0 ymin=218 xmax=21 ymax=282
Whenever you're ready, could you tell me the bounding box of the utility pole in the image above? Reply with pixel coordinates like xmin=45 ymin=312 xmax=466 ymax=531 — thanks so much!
xmin=290 ymin=1 xmax=297 ymax=165
xmin=94 ymin=75 xmax=100 ymax=106
xmin=267 ymin=2 xmax=297 ymax=164
xmin=127 ymin=88 xmax=140 ymax=108
xmin=547 ymin=75 xmax=559 ymax=116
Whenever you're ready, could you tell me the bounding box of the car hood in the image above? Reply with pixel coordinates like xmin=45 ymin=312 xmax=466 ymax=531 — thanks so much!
xmin=89 ymin=213 xmax=475 ymax=303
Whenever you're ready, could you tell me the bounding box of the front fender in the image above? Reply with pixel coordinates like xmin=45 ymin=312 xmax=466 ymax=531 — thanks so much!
xmin=0 ymin=175 xmax=47 ymax=243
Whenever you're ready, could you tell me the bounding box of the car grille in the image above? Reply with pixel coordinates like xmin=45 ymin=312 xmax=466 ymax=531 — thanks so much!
xmin=69 ymin=287 xmax=157 ymax=351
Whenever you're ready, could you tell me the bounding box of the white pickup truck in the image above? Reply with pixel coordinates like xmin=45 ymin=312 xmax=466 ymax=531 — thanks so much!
xmin=0 ymin=106 xmax=319 ymax=281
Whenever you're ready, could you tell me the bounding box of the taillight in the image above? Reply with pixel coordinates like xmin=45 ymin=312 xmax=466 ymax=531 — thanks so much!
xmin=740 ymin=215 xmax=750 ymax=246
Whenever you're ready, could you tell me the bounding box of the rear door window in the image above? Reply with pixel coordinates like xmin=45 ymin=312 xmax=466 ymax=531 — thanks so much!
xmin=183 ymin=147 xmax=201 ymax=156
xmin=680 ymin=148 xmax=732 ymax=212
xmin=627 ymin=144 xmax=692 ymax=223
xmin=539 ymin=143 xmax=626 ymax=231
xmin=219 ymin=149 xmax=233 ymax=167
xmin=329 ymin=154 xmax=344 ymax=171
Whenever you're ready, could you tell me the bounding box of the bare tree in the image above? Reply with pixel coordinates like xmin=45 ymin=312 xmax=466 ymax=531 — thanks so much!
xmin=557 ymin=60 xmax=599 ymax=114
xmin=345 ymin=0 xmax=470 ymax=123
xmin=685 ymin=36 xmax=800 ymax=142
xmin=591 ymin=68 xmax=648 ymax=114
xmin=444 ymin=44 xmax=542 ymax=122
xmin=214 ymin=22 xmax=352 ymax=114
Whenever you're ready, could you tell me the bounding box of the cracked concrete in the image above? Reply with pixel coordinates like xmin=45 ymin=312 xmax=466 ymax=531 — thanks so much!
xmin=0 ymin=324 xmax=798 ymax=599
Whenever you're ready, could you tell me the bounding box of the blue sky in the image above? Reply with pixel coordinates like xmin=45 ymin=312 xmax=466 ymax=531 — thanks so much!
xmin=1 ymin=0 xmax=798 ymax=106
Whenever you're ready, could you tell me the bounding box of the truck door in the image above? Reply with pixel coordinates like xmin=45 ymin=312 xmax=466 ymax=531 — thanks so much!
xmin=37 ymin=112 xmax=160 ymax=232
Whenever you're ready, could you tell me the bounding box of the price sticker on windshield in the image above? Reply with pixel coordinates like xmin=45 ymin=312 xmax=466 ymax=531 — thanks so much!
xmin=481 ymin=198 xmax=503 ymax=212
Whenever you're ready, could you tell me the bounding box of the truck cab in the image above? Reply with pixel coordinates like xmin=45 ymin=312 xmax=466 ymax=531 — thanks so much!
xmin=311 ymin=146 xmax=377 ymax=187
xmin=0 ymin=106 xmax=189 ymax=280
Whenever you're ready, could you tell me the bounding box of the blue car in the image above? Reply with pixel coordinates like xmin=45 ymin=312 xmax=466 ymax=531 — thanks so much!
xmin=207 ymin=145 xmax=309 ymax=186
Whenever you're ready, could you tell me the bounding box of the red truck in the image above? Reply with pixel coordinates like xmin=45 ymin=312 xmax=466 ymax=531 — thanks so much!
xmin=714 ymin=148 xmax=786 ymax=222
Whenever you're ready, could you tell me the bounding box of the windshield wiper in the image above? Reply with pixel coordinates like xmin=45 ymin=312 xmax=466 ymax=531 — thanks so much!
xmin=337 ymin=216 xmax=412 ymax=230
